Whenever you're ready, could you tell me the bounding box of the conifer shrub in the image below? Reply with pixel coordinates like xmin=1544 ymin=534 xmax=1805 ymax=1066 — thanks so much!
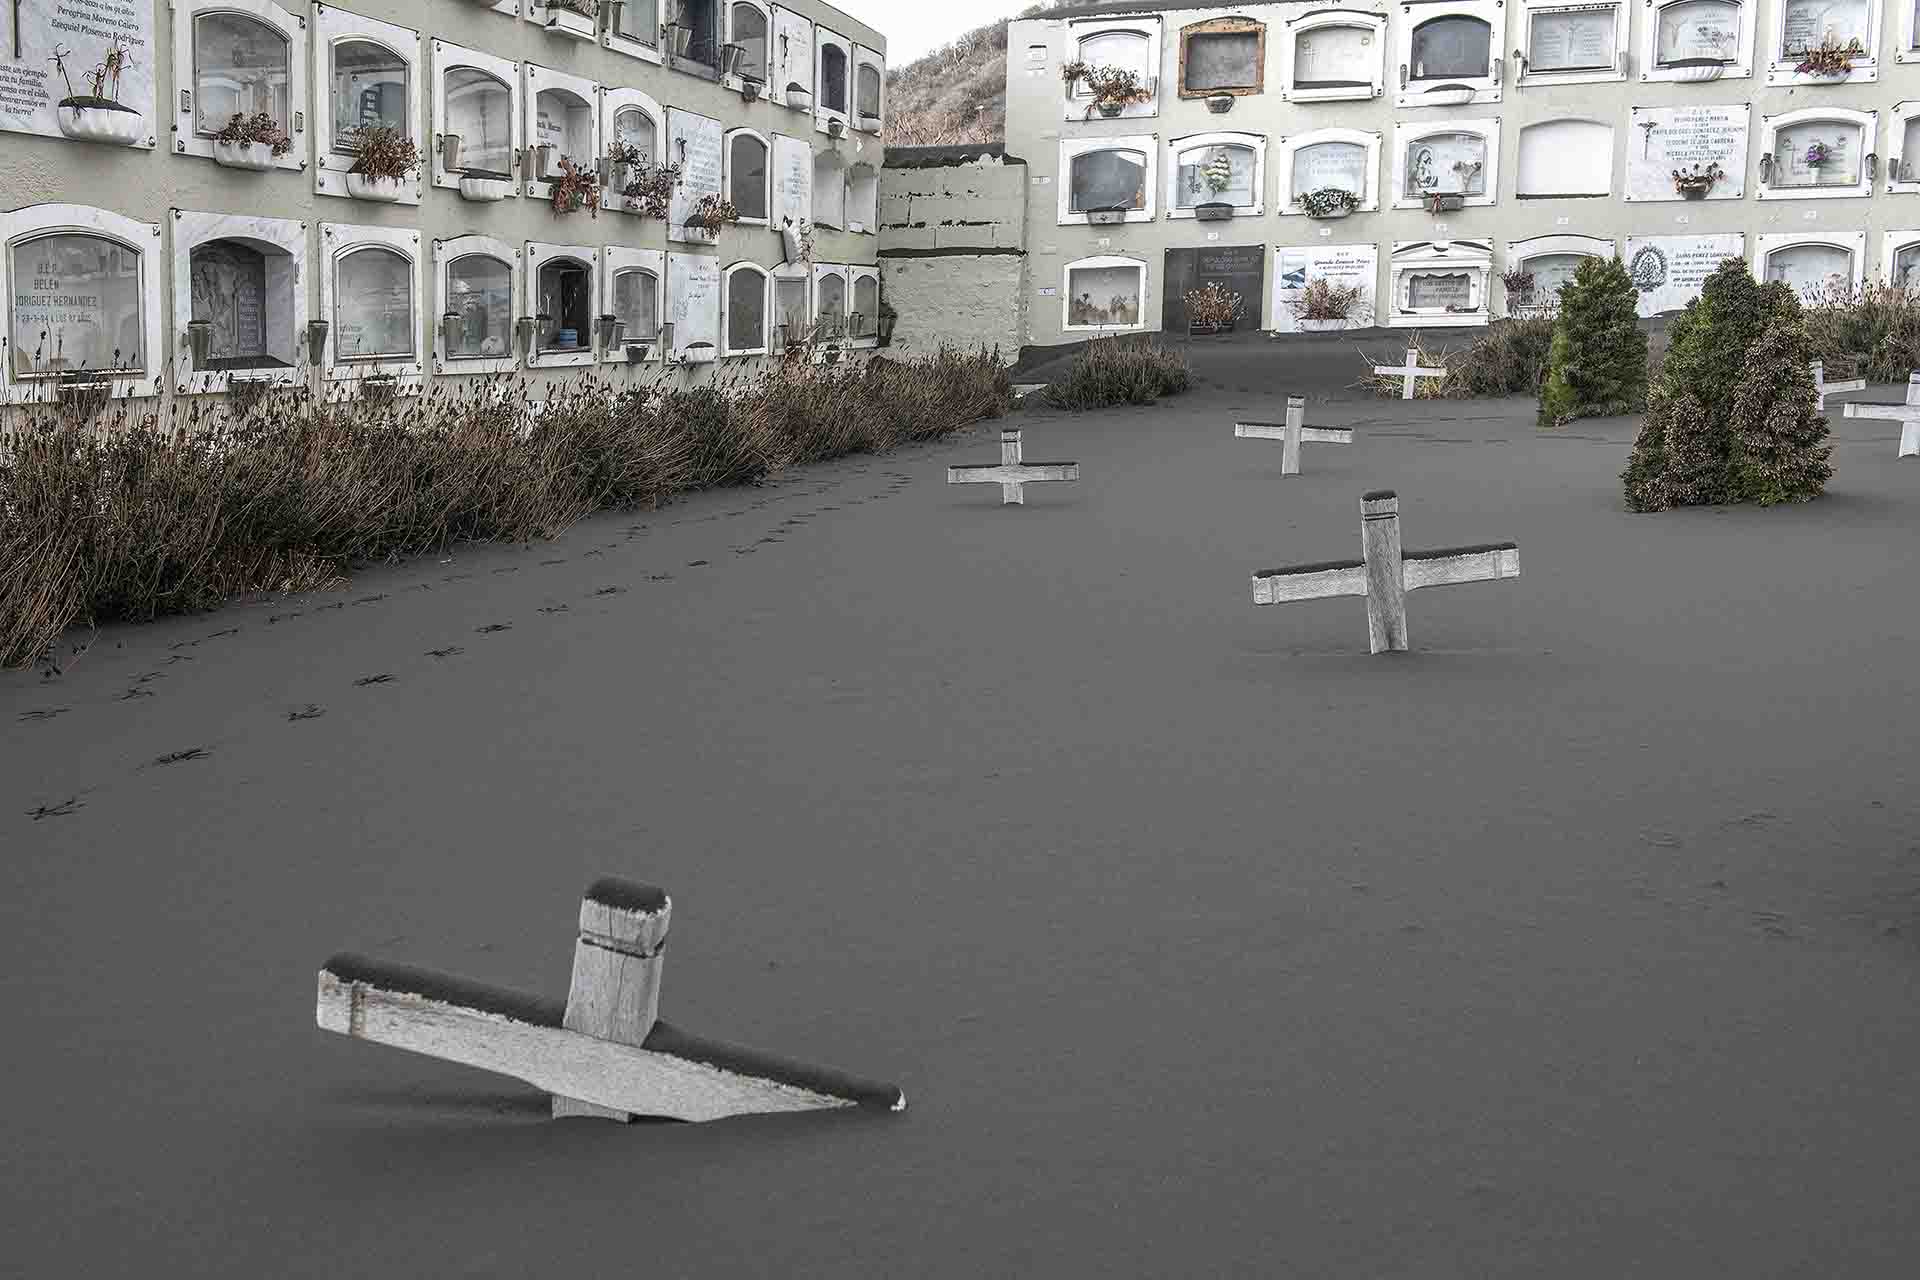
xmin=1537 ymin=257 xmax=1648 ymax=426
xmin=1726 ymin=319 xmax=1833 ymax=506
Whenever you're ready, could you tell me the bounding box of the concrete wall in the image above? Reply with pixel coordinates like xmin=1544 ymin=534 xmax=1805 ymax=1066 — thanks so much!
xmin=0 ymin=0 xmax=887 ymax=416
xmin=879 ymin=148 xmax=1029 ymax=358
xmin=1007 ymin=0 xmax=1920 ymax=348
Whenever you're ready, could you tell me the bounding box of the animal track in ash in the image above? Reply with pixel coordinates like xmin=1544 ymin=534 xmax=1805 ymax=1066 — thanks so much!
xmin=539 ymin=605 xmax=570 ymax=615
xmin=19 ymin=708 xmax=68 ymax=722
xmin=27 ymin=798 xmax=84 ymax=821
xmin=288 ymin=704 xmax=326 ymax=721
xmin=354 ymin=674 xmax=396 ymax=686
xmin=134 ymin=671 xmax=165 ymax=685
xmin=583 ymin=549 xmax=606 ymax=558
xmin=116 ymin=687 xmax=155 ymax=701
xmin=352 ymin=594 xmax=388 ymax=607
xmin=317 ymin=601 xmax=347 ymax=612
xmin=442 ymin=573 xmax=473 ymax=583
xmin=491 ymin=566 xmax=521 ymax=576
xmin=425 ymin=646 xmax=465 ymax=659
xmin=542 ymin=559 xmax=568 ymax=566
xmin=645 ymin=573 xmax=674 ymax=582
xmin=592 ymin=586 xmax=625 ymax=597
xmin=269 ymin=611 xmax=305 ymax=624
xmin=164 ymin=654 xmax=195 ymax=665
xmin=475 ymin=623 xmax=512 ymax=634
xmin=171 ymin=626 xmax=241 ymax=650
xmin=152 ymin=748 xmax=211 ymax=766
xmin=686 ymin=560 xmax=709 ymax=567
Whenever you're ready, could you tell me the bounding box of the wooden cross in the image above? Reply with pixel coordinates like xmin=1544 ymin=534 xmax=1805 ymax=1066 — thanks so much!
xmin=1841 ymin=372 xmax=1920 ymax=458
xmin=1250 ymin=490 xmax=1520 ymax=654
xmin=316 ymin=877 xmax=906 ymax=1123
xmin=1372 ymin=348 xmax=1447 ymax=400
xmin=947 ymin=427 xmax=1079 ymax=504
xmin=1235 ymin=395 xmax=1353 ymax=475
xmin=1809 ymin=359 xmax=1865 ymax=411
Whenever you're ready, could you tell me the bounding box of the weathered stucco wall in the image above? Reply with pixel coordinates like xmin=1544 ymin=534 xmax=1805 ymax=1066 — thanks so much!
xmin=879 ymin=149 xmax=1029 ymax=360
xmin=881 ymin=253 xmax=1025 ymax=359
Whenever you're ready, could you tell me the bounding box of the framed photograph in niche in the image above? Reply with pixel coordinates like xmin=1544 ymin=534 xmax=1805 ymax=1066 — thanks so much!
xmin=173 ymin=210 xmax=306 ymax=394
xmin=318 ymin=221 xmax=421 ymax=394
xmin=1285 ymin=11 xmax=1386 ymax=102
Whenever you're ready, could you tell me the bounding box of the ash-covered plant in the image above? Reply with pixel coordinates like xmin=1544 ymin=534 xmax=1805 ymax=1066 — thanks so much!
xmin=549 ymin=155 xmax=600 ymax=215
xmin=345 ymin=125 xmax=419 ymax=181
xmin=1038 ymin=335 xmax=1190 ymax=409
xmin=1538 ymin=256 xmax=1647 ymax=426
xmin=1293 ymin=279 xmax=1367 ymax=323
xmin=1800 ymin=280 xmax=1920 ymax=382
xmin=1359 ymin=317 xmax=1557 ymax=399
xmin=213 ymin=111 xmax=292 ymax=157
xmin=1184 ymin=281 xmax=1243 ymax=329
xmin=684 ymin=193 xmax=740 ymax=232
xmin=1297 ymin=187 xmax=1361 ymax=218
xmin=622 ymin=161 xmax=681 ymax=218
xmin=1059 ymin=61 xmax=1152 ymax=118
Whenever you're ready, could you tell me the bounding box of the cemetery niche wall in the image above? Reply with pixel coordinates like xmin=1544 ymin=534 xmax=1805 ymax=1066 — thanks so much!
xmin=1163 ymin=244 xmax=1265 ymax=331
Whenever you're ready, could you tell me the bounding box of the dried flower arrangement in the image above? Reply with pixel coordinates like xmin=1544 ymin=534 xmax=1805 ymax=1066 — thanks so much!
xmin=685 ymin=193 xmax=741 ymax=232
xmin=345 ymin=125 xmax=420 ymax=181
xmin=213 ymin=111 xmax=292 ymax=157
xmin=1794 ymin=37 xmax=1864 ymax=76
xmin=550 ymin=155 xmax=601 ymax=215
xmin=622 ymin=162 xmax=681 ymax=218
xmin=1298 ymin=187 xmax=1362 ymax=218
xmin=1184 ymin=281 xmax=1244 ymax=332
xmin=1060 ymin=61 xmax=1153 ymax=118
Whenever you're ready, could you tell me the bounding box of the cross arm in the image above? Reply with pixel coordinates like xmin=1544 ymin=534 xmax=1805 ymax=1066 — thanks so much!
xmin=1842 ymin=402 xmax=1918 ymax=421
xmin=947 ymin=463 xmax=1079 ymax=483
xmin=1824 ymin=377 xmax=1867 ymax=395
xmin=1297 ymin=426 xmax=1354 ymax=444
xmin=1401 ymin=542 xmax=1520 ymax=591
xmin=1251 ymin=557 xmax=1369 ymax=604
xmin=317 ymin=954 xmax=906 ymax=1121
xmin=1373 ymin=363 xmax=1446 ymax=377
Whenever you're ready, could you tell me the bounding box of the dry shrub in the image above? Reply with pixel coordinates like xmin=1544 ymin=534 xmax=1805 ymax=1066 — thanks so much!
xmin=1037 ymin=336 xmax=1191 ymax=410
xmin=1359 ymin=315 xmax=1559 ymax=400
xmin=0 ymin=348 xmax=1010 ymax=668
xmin=1800 ymin=281 xmax=1920 ymax=383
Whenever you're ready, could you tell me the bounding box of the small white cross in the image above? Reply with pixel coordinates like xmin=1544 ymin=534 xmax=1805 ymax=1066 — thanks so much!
xmin=1235 ymin=395 xmax=1354 ymax=475
xmin=1372 ymin=347 xmax=1447 ymax=400
xmin=1250 ymin=490 xmax=1520 ymax=654
xmin=1810 ymin=359 xmax=1865 ymax=412
xmin=947 ymin=428 xmax=1080 ymax=504
xmin=1842 ymin=372 xmax=1920 ymax=458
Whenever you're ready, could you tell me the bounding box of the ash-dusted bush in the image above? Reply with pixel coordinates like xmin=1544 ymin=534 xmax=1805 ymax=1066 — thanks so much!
xmin=1359 ymin=316 xmax=1557 ymax=400
xmin=1538 ymin=257 xmax=1647 ymax=426
xmin=1624 ymin=258 xmax=1827 ymax=511
xmin=1038 ymin=336 xmax=1191 ymax=410
xmin=1800 ymin=281 xmax=1920 ymax=383
xmin=0 ymin=347 xmax=1010 ymax=668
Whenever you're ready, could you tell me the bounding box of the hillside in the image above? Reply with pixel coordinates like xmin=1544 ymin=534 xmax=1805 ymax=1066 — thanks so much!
xmin=885 ymin=5 xmax=1055 ymax=148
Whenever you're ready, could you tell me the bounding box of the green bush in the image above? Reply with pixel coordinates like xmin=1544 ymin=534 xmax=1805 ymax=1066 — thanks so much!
xmin=1624 ymin=258 xmax=1829 ymax=511
xmin=0 ymin=347 xmax=1011 ymax=668
xmin=1538 ymin=257 xmax=1648 ymax=426
xmin=1038 ymin=336 xmax=1191 ymax=410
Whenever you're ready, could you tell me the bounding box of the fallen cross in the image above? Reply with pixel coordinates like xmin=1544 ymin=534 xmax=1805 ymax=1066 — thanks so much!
xmin=947 ymin=428 xmax=1079 ymax=504
xmin=1841 ymin=372 xmax=1920 ymax=458
xmin=1372 ymin=347 xmax=1447 ymax=400
xmin=1235 ymin=396 xmax=1353 ymax=475
xmin=1809 ymin=359 xmax=1865 ymax=412
xmin=317 ymin=877 xmax=906 ymax=1123
xmin=1251 ymin=490 xmax=1520 ymax=654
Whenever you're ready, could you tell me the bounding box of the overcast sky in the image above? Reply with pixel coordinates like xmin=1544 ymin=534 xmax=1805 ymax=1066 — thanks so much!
xmin=836 ymin=1 xmax=1038 ymax=66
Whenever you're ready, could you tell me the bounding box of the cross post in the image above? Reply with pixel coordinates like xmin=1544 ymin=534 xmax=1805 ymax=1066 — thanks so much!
xmin=1250 ymin=489 xmax=1520 ymax=654
xmin=1234 ymin=395 xmax=1354 ymax=475
xmin=316 ymin=877 xmax=906 ymax=1123
xmin=1372 ymin=347 xmax=1447 ymax=400
xmin=947 ymin=427 xmax=1080 ymax=504
xmin=1809 ymin=359 xmax=1865 ymax=412
xmin=1841 ymin=372 xmax=1920 ymax=457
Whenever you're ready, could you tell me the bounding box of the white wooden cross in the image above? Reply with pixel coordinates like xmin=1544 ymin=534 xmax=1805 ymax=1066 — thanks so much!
xmin=316 ymin=877 xmax=906 ymax=1123
xmin=1372 ymin=347 xmax=1447 ymax=400
xmin=1842 ymin=372 xmax=1920 ymax=458
xmin=947 ymin=427 xmax=1079 ymax=504
xmin=1235 ymin=395 xmax=1353 ymax=475
xmin=1809 ymin=359 xmax=1865 ymax=412
xmin=1250 ymin=490 xmax=1520 ymax=654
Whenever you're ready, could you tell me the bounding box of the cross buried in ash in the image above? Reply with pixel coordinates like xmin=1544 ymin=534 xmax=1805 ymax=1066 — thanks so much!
xmin=947 ymin=428 xmax=1079 ymax=505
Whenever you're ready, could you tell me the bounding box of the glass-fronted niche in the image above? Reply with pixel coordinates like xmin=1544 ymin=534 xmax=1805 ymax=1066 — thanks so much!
xmin=1518 ymin=1 xmax=1629 ymax=85
xmin=432 ymin=42 xmax=519 ymax=198
xmin=313 ymin=5 xmax=422 ymax=204
xmin=434 ymin=234 xmax=517 ymax=375
xmin=1643 ymin=0 xmax=1755 ymax=81
xmin=319 ymin=221 xmax=421 ymax=392
xmin=174 ymin=0 xmax=306 ymax=170
xmin=1756 ymin=232 xmax=1864 ymax=301
xmin=1059 ymin=136 xmax=1157 ymax=224
xmin=528 ymin=241 xmax=599 ymax=368
xmin=605 ymin=247 xmax=665 ymax=359
xmin=1178 ymin=16 xmax=1266 ymax=97
xmin=1393 ymin=120 xmax=1500 ymax=208
xmin=1278 ymin=128 xmax=1382 ymax=213
xmin=1285 ymin=11 xmax=1386 ymax=101
xmin=1882 ymin=230 xmax=1920 ymax=288
xmin=1063 ymin=16 xmax=1162 ymax=121
xmin=1759 ymin=108 xmax=1876 ymax=198
xmin=2 ymin=206 xmax=162 ymax=398
xmin=1063 ymin=255 xmax=1147 ymax=332
xmin=1168 ymin=133 xmax=1266 ymax=217
xmin=1397 ymin=2 xmax=1504 ymax=107
xmin=175 ymin=211 xmax=306 ymax=393
xmin=724 ymin=262 xmax=770 ymax=354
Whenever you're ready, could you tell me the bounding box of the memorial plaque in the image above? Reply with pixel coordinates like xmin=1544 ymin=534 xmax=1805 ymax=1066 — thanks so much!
xmin=1407 ymin=272 xmax=1472 ymax=310
xmin=0 ymin=0 xmax=157 ymax=146
xmin=1627 ymin=104 xmax=1749 ymax=200
xmin=1066 ymin=263 xmax=1144 ymax=329
xmin=1655 ymin=0 xmax=1740 ymax=64
xmin=814 ymin=151 xmax=846 ymax=227
xmin=1781 ymin=0 xmax=1868 ymax=55
xmin=1624 ymin=233 xmax=1744 ymax=315
xmin=1405 ymin=132 xmax=1487 ymax=195
xmin=667 ymin=109 xmax=724 ymax=241
xmin=1527 ymin=5 xmax=1617 ymax=71
xmin=1294 ymin=24 xmax=1374 ymax=85
xmin=1184 ymin=31 xmax=1260 ymax=92
xmin=668 ymin=253 xmax=720 ymax=360
xmin=1162 ymin=243 xmax=1265 ymax=329
xmin=1292 ymin=141 xmax=1368 ymax=197
xmin=1272 ymin=243 xmax=1377 ymax=332
xmin=1764 ymin=243 xmax=1852 ymax=298
xmin=1174 ymin=143 xmax=1256 ymax=208
xmin=773 ymin=134 xmax=813 ymax=227
xmin=1772 ymin=120 xmax=1861 ymax=186
xmin=8 ymin=232 xmax=146 ymax=375
xmin=772 ymin=9 xmax=813 ymax=96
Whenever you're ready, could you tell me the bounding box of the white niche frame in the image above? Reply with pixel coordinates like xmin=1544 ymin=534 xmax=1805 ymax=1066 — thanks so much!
xmin=1504 ymin=232 xmax=1613 ymax=308
xmin=724 ymin=0 xmax=775 ymax=90
xmin=1885 ymin=101 xmax=1920 ymax=191
xmin=1063 ymin=15 xmax=1163 ymax=121
xmin=172 ymin=209 xmax=307 ymax=394
xmin=602 ymin=87 xmax=667 ymax=214
xmin=433 ymin=234 xmax=519 ymax=377
xmin=1880 ymin=229 xmax=1920 ymax=286
xmin=815 ymin=25 xmax=853 ymax=136
xmin=724 ymin=126 xmax=773 ymax=227
xmin=848 ymin=265 xmax=880 ymax=347
xmin=523 ymin=64 xmax=602 ymax=204
xmin=432 ymin=40 xmax=522 ymax=197
xmin=1388 ymin=238 xmax=1493 ymax=327
xmin=721 ymin=260 xmax=772 ymax=357
xmin=1396 ymin=0 xmax=1506 ymax=108
xmin=1753 ymin=230 xmax=1866 ymax=299
xmin=1059 ymin=135 xmax=1159 ymax=225
xmin=769 ymin=262 xmax=811 ymax=349
xmin=1765 ymin=0 xmax=1881 ymax=85
xmin=1640 ymin=0 xmax=1754 ymax=82
xmin=1283 ymin=10 xmax=1388 ymax=103
xmin=603 ymin=246 xmax=665 ymax=362
xmin=1903 ymin=1 xmax=1920 ymax=63
xmin=1392 ymin=118 xmax=1502 ymax=209
xmin=603 ymin=0 xmax=664 ymax=65
xmin=1167 ymin=131 xmax=1268 ymax=219
xmin=1757 ymin=106 xmax=1877 ymax=201
xmin=318 ymin=221 xmax=423 ymax=394
xmin=525 ymin=241 xmax=601 ymax=370
xmin=812 ymin=261 xmax=851 ymax=338
xmin=312 ymin=4 xmax=422 ymax=205
xmin=852 ymin=45 xmax=885 ymax=132
xmin=770 ymin=8 xmax=814 ymax=109
xmin=1061 ymin=254 xmax=1150 ymax=334
xmin=1515 ymin=117 xmax=1614 ymax=197
xmin=173 ymin=0 xmax=309 ymax=172
xmin=0 ymin=204 xmax=163 ymax=404
xmin=846 ymin=162 xmax=879 ymax=234
xmin=1516 ymin=0 xmax=1629 ymax=86
xmin=1277 ymin=127 xmax=1383 ymax=215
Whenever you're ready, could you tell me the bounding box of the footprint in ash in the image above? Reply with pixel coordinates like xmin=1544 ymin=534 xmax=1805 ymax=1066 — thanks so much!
xmin=151 ymin=748 xmax=211 ymax=766
xmin=27 ymin=798 xmax=85 ymax=821
xmin=288 ymin=705 xmax=326 ymax=721
xmin=354 ymin=674 xmax=396 ymax=686
xmin=425 ymin=646 xmax=465 ymax=659
xmin=475 ymin=624 xmax=512 ymax=634
xmin=18 ymin=708 xmax=68 ymax=723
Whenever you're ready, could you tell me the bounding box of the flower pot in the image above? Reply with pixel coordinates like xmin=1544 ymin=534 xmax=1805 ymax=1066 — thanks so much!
xmin=1205 ymin=95 xmax=1233 ymax=114
xmin=859 ymin=112 xmax=881 ymax=132
xmin=441 ymin=133 xmax=464 ymax=173
xmin=877 ymin=314 xmax=895 ymax=347
xmin=535 ymin=143 xmax=564 ymax=181
xmin=624 ymin=339 xmax=654 ymax=364
xmin=1424 ymin=193 xmax=1465 ymax=213
xmin=306 ymin=320 xmax=331 ymax=365
xmin=56 ymin=100 xmax=144 ymax=146
xmin=786 ymin=86 xmax=812 ymax=111
xmin=1667 ymin=56 xmax=1727 ymax=82
xmin=545 ymin=6 xmax=598 ymax=39
xmin=720 ymin=42 xmax=746 ymax=76
xmin=1297 ymin=318 xmax=1345 ymax=333
xmin=459 ymin=174 xmax=512 ymax=201
xmin=213 ymin=139 xmax=277 ymax=171
xmin=346 ymin=172 xmax=406 ymax=202
xmin=1418 ymin=85 xmax=1476 ymax=106
xmin=1087 ymin=207 xmax=1128 ymax=225
xmin=440 ymin=313 xmax=464 ymax=355
xmin=1307 ymin=206 xmax=1353 ymax=219
xmin=188 ymin=319 xmax=213 ymax=367
xmin=1194 ymin=202 xmax=1235 ymax=221
xmin=827 ymin=118 xmax=845 ymax=138
xmin=1677 ymin=182 xmax=1712 ymax=199
xmin=1096 ymin=101 xmax=1124 ymax=118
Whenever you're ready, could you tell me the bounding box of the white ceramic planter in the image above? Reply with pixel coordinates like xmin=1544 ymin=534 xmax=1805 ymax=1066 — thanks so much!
xmin=57 ymin=103 xmax=144 ymax=146
xmin=1297 ymin=318 xmax=1346 ymax=333
xmin=786 ymin=88 xmax=812 ymax=112
xmin=346 ymin=172 xmax=406 ymax=202
xmin=1417 ymin=85 xmax=1476 ymax=106
xmin=459 ymin=176 xmax=513 ymax=201
xmin=1668 ymin=57 xmax=1728 ymax=82
xmin=213 ymin=139 xmax=277 ymax=171
xmin=1307 ymin=206 xmax=1353 ymax=220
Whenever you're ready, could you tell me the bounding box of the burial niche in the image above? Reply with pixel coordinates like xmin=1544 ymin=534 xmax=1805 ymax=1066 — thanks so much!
xmin=1181 ymin=18 xmax=1264 ymax=94
xmin=1294 ymin=21 xmax=1376 ymax=90
xmin=193 ymin=12 xmax=292 ymax=142
xmin=670 ymin=0 xmax=720 ymax=66
xmin=1764 ymin=242 xmax=1853 ymax=297
xmin=1526 ymin=5 xmax=1619 ymax=72
xmin=334 ymin=246 xmax=414 ymax=362
xmin=852 ymin=273 xmax=878 ymax=337
xmin=616 ymin=0 xmax=661 ymax=47
xmin=813 ymin=150 xmax=846 ymax=227
xmin=1066 ymin=262 xmax=1143 ymax=328
xmin=1902 ymin=116 xmax=1920 ymax=181
xmin=1516 ymin=120 xmax=1612 ymax=196
xmin=1771 ymin=118 xmax=1862 ymax=186
xmin=8 ymin=232 xmax=146 ymax=378
xmin=1780 ymin=0 xmax=1870 ymax=58
xmin=1410 ymin=15 xmax=1491 ymax=79
xmin=1069 ymin=148 xmax=1148 ymax=213
xmin=775 ymin=276 xmax=808 ymax=340
xmin=332 ymin=39 xmax=409 ymax=143
xmin=1517 ymin=252 xmax=1590 ymax=300
xmin=727 ymin=266 xmax=768 ymax=350
xmin=732 ymin=4 xmax=769 ymax=79
xmin=1174 ymin=141 xmax=1258 ymax=209
xmin=1293 ymin=139 xmax=1368 ymax=200
xmin=1406 ymin=132 xmax=1488 ymax=196
xmin=445 ymin=254 xmax=512 ymax=359
xmin=857 ymin=62 xmax=882 ymax=119
xmin=536 ymin=257 xmax=593 ymax=353
xmin=1655 ymin=0 xmax=1742 ymax=64
xmin=816 ymin=270 xmax=848 ymax=334
xmin=1892 ymin=241 xmax=1920 ymax=290
xmin=820 ymin=42 xmax=848 ymax=112
xmin=188 ymin=238 xmax=296 ymax=371
xmin=536 ymin=88 xmax=595 ymax=172
xmin=730 ymin=132 xmax=769 ymax=219
xmin=613 ymin=106 xmax=657 ymax=165
xmin=444 ymin=69 xmax=512 ymax=177
xmin=612 ymin=267 xmax=660 ymax=339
